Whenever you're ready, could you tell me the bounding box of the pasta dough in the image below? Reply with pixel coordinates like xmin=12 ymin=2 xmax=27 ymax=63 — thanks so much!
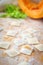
xmin=4 ymin=45 xmax=20 ymax=57
xmin=34 ymin=44 xmax=43 ymax=51
xmin=6 ymin=30 xmax=18 ymax=36
xmin=20 ymin=45 xmax=33 ymax=55
xmin=0 ymin=41 xmax=10 ymax=49
xmin=18 ymin=61 xmax=29 ymax=65
xmin=27 ymin=37 xmax=39 ymax=44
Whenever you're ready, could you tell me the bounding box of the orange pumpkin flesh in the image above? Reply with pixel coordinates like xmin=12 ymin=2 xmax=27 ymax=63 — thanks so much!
xmin=18 ymin=0 xmax=43 ymax=19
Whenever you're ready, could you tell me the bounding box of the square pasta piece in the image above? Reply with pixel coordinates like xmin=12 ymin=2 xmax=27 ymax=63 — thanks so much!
xmin=17 ymin=30 xmax=33 ymax=39
xmin=27 ymin=37 xmax=39 ymax=44
xmin=6 ymin=30 xmax=19 ymax=36
xmin=28 ymin=28 xmax=37 ymax=33
xmin=3 ymin=36 xmax=14 ymax=42
xmin=20 ymin=45 xmax=33 ymax=55
xmin=34 ymin=44 xmax=43 ymax=51
xmin=0 ymin=41 xmax=11 ymax=49
xmin=4 ymin=45 xmax=20 ymax=57
xmin=13 ymin=37 xmax=26 ymax=46
xmin=18 ymin=61 xmax=29 ymax=65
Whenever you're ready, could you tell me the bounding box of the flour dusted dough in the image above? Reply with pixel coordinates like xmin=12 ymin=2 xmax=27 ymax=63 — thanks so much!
xmin=34 ymin=44 xmax=43 ymax=51
xmin=16 ymin=30 xmax=39 ymax=45
xmin=13 ymin=37 xmax=39 ymax=46
xmin=0 ymin=23 xmax=3 ymax=31
xmin=4 ymin=49 xmax=20 ymax=57
xmin=0 ymin=41 xmax=10 ymax=49
xmin=28 ymin=28 xmax=37 ymax=33
xmin=18 ymin=61 xmax=29 ymax=65
xmin=13 ymin=37 xmax=26 ymax=46
xmin=27 ymin=37 xmax=39 ymax=44
xmin=20 ymin=45 xmax=33 ymax=55
xmin=17 ymin=30 xmax=33 ymax=39
xmin=9 ymin=19 xmax=22 ymax=26
xmin=6 ymin=30 xmax=18 ymax=36
xmin=4 ymin=45 xmax=20 ymax=57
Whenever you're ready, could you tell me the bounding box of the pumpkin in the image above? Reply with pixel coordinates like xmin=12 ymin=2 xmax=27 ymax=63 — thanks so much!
xmin=18 ymin=0 xmax=43 ymax=19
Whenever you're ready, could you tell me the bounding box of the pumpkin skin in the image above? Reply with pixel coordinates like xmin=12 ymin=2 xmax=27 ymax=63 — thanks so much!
xmin=18 ymin=0 xmax=43 ymax=19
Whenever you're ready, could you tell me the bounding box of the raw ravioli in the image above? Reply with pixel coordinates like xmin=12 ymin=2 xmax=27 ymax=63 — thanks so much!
xmin=0 ymin=41 xmax=10 ymax=49
xmin=20 ymin=45 xmax=33 ymax=55
xmin=34 ymin=44 xmax=43 ymax=51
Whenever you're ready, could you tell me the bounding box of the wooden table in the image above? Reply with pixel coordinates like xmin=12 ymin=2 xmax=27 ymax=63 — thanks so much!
xmin=0 ymin=18 xmax=43 ymax=65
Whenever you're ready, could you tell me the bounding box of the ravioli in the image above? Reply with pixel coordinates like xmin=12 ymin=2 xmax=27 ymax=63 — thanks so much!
xmin=34 ymin=44 xmax=43 ymax=51
xmin=20 ymin=45 xmax=33 ymax=55
xmin=4 ymin=45 xmax=20 ymax=57
xmin=0 ymin=41 xmax=10 ymax=49
xmin=6 ymin=30 xmax=18 ymax=36
xmin=27 ymin=37 xmax=39 ymax=44
xmin=8 ymin=19 xmax=22 ymax=26
xmin=18 ymin=61 xmax=29 ymax=65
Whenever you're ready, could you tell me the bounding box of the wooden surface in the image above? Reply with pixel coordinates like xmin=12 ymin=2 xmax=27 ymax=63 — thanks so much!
xmin=0 ymin=18 xmax=43 ymax=65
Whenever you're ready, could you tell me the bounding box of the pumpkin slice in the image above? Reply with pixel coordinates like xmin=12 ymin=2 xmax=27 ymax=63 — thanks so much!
xmin=18 ymin=0 xmax=43 ymax=19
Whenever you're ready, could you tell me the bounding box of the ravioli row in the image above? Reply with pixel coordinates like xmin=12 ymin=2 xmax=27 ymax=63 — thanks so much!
xmin=0 ymin=19 xmax=43 ymax=57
